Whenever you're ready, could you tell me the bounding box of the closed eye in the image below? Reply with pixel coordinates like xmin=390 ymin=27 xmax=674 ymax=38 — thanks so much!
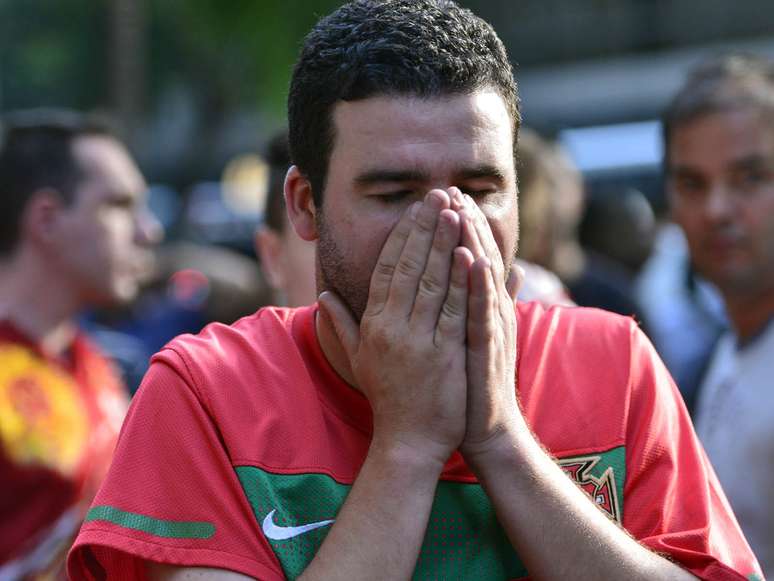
xmin=376 ymin=190 xmax=414 ymax=204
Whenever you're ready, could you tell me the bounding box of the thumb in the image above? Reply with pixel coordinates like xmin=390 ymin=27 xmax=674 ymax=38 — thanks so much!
xmin=506 ymin=261 xmax=526 ymax=301
xmin=318 ymin=290 xmax=360 ymax=360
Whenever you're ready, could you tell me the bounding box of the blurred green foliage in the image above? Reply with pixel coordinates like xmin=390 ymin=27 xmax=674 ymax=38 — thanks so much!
xmin=0 ymin=0 xmax=341 ymax=117
xmin=149 ymin=0 xmax=341 ymax=116
xmin=0 ymin=0 xmax=106 ymax=108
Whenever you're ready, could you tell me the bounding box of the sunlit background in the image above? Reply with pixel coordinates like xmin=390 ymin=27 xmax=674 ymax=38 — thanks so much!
xmin=3 ymin=0 xmax=774 ymax=390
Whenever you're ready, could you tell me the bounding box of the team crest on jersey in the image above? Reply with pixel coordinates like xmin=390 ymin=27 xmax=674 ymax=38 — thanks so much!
xmin=557 ymin=453 xmax=622 ymax=523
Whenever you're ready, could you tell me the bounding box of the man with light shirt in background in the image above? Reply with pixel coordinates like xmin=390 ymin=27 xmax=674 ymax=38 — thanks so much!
xmin=665 ymin=53 xmax=774 ymax=576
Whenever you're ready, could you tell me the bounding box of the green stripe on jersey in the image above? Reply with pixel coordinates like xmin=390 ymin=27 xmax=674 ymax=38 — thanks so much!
xmin=237 ymin=446 xmax=625 ymax=580
xmin=85 ymin=505 xmax=216 ymax=539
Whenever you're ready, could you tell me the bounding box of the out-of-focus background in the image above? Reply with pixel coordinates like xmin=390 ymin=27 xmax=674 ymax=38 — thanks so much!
xmin=4 ymin=1 xmax=774 ymax=206
xmin=3 ymin=0 xmax=774 ymax=391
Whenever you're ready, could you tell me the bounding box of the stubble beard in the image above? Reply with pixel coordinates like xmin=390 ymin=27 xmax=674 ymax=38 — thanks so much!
xmin=316 ymin=213 xmax=370 ymax=323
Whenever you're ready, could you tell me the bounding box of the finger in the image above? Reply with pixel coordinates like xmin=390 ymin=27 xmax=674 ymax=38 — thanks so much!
xmin=459 ymin=207 xmax=486 ymax=260
xmin=435 ymin=246 xmax=473 ymax=345
xmin=506 ymin=261 xmax=525 ymax=301
xmin=448 ymin=186 xmax=465 ymax=213
xmin=467 ymin=255 xmax=496 ymax=350
xmin=364 ymin=201 xmax=419 ymax=317
xmin=463 ymin=194 xmax=506 ymax=285
xmin=318 ymin=290 xmax=360 ymax=361
xmin=462 ymin=194 xmax=514 ymax=323
xmin=386 ymin=190 xmax=449 ymax=318
xmin=411 ymin=208 xmax=461 ymax=330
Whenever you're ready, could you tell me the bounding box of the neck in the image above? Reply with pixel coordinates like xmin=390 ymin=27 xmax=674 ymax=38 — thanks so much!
xmin=0 ymin=252 xmax=81 ymax=356
xmin=724 ymin=289 xmax=774 ymax=342
xmin=315 ymin=307 xmax=357 ymax=388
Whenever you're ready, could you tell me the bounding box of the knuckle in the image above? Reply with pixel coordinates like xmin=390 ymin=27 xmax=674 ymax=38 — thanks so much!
xmin=484 ymin=319 xmax=498 ymax=337
xmin=440 ymin=297 xmax=465 ymax=321
xmin=367 ymin=325 xmax=393 ymax=349
xmin=415 ymin=213 xmax=436 ymax=233
xmin=374 ymin=260 xmax=396 ymax=279
xmin=418 ymin=273 xmax=444 ymax=298
xmin=396 ymin=254 xmax=424 ymax=278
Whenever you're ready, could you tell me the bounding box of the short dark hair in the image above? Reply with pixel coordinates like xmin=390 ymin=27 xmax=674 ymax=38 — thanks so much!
xmin=288 ymin=0 xmax=520 ymax=207
xmin=0 ymin=109 xmax=115 ymax=255
xmin=663 ymin=53 xmax=774 ymax=159
xmin=262 ymin=129 xmax=291 ymax=233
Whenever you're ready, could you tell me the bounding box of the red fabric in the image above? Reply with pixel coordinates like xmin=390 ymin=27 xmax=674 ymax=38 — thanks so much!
xmin=68 ymin=304 xmax=762 ymax=580
xmin=0 ymin=321 xmax=128 ymax=579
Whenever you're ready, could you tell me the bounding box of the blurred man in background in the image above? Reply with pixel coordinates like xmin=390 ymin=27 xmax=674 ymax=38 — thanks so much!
xmin=0 ymin=110 xmax=161 ymax=578
xmin=665 ymin=54 xmax=774 ymax=576
xmin=255 ymin=130 xmax=317 ymax=307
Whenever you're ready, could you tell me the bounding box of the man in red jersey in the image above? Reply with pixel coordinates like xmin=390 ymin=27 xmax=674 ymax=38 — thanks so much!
xmin=0 ymin=110 xmax=162 ymax=579
xmin=70 ymin=2 xmax=761 ymax=580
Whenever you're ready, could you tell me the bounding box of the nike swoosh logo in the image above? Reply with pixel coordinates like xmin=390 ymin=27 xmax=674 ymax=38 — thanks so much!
xmin=261 ymin=509 xmax=335 ymax=540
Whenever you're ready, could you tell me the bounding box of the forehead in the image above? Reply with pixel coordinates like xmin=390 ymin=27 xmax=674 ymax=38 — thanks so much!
xmin=71 ymin=134 xmax=146 ymax=194
xmin=669 ymin=107 xmax=774 ymax=168
xmin=328 ymin=91 xmax=515 ymax=177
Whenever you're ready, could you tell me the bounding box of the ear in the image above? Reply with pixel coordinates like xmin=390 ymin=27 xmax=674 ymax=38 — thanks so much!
xmin=254 ymin=226 xmax=285 ymax=290
xmin=284 ymin=165 xmax=319 ymax=241
xmin=21 ymin=189 xmax=66 ymax=248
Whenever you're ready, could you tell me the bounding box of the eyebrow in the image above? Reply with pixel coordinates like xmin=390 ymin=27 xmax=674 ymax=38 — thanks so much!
xmin=731 ymin=155 xmax=773 ymax=170
xmin=669 ymin=155 xmax=774 ymax=176
xmin=354 ymin=169 xmax=429 ymax=186
xmin=353 ymin=164 xmax=507 ymax=187
xmin=455 ymin=164 xmax=508 ymax=183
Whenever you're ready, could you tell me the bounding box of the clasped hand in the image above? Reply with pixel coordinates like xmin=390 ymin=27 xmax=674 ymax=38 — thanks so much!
xmin=320 ymin=188 xmax=522 ymax=469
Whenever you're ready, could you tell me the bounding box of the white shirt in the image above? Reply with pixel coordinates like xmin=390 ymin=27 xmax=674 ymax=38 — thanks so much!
xmin=694 ymin=319 xmax=774 ymax=576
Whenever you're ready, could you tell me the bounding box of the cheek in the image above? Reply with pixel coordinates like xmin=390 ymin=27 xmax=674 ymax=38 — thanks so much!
xmin=340 ymin=206 xmax=401 ymax=261
xmin=747 ymin=197 xmax=774 ymax=247
xmin=671 ymin=203 xmax=700 ymax=233
xmin=100 ymin=210 xmax=136 ymax=250
xmin=483 ymin=201 xmax=519 ymax=259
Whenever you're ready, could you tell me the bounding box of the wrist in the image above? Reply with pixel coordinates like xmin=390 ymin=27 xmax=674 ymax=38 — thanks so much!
xmin=462 ymin=417 xmax=536 ymax=474
xmin=368 ymin=433 xmax=451 ymax=477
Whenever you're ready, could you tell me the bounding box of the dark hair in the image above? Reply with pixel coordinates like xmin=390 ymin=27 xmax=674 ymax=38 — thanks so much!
xmin=262 ymin=129 xmax=291 ymax=233
xmin=663 ymin=53 xmax=774 ymax=158
xmin=288 ymin=0 xmax=520 ymax=207
xmin=0 ymin=109 xmax=115 ymax=254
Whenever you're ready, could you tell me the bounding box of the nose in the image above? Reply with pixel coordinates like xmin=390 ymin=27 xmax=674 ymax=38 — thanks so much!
xmin=135 ymin=206 xmax=164 ymax=247
xmin=704 ymin=182 xmax=735 ymax=223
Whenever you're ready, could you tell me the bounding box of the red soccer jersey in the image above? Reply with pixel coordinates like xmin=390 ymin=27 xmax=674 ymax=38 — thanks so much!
xmin=0 ymin=321 xmax=128 ymax=579
xmin=68 ymin=303 xmax=762 ymax=580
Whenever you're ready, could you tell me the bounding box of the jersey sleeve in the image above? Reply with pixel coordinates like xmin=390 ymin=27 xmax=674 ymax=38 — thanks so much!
xmin=67 ymin=349 xmax=285 ymax=581
xmin=622 ymin=322 xmax=763 ymax=581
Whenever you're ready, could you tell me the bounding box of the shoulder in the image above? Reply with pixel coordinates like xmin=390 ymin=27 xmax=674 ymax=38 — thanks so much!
xmin=142 ymin=305 xmax=319 ymax=422
xmin=516 ymin=301 xmax=656 ymax=452
xmin=517 ymin=300 xmax=638 ymax=353
xmin=154 ymin=305 xmax=305 ymax=381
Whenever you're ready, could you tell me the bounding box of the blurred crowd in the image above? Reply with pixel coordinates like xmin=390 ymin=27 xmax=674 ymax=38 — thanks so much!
xmin=0 ymin=44 xmax=772 ymax=579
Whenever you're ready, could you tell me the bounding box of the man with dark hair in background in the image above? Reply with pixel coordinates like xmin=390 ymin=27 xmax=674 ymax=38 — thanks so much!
xmin=255 ymin=130 xmax=317 ymax=307
xmin=0 ymin=110 xmax=162 ymax=578
xmin=665 ymin=53 xmax=774 ymax=576
xmin=70 ymin=2 xmax=760 ymax=579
